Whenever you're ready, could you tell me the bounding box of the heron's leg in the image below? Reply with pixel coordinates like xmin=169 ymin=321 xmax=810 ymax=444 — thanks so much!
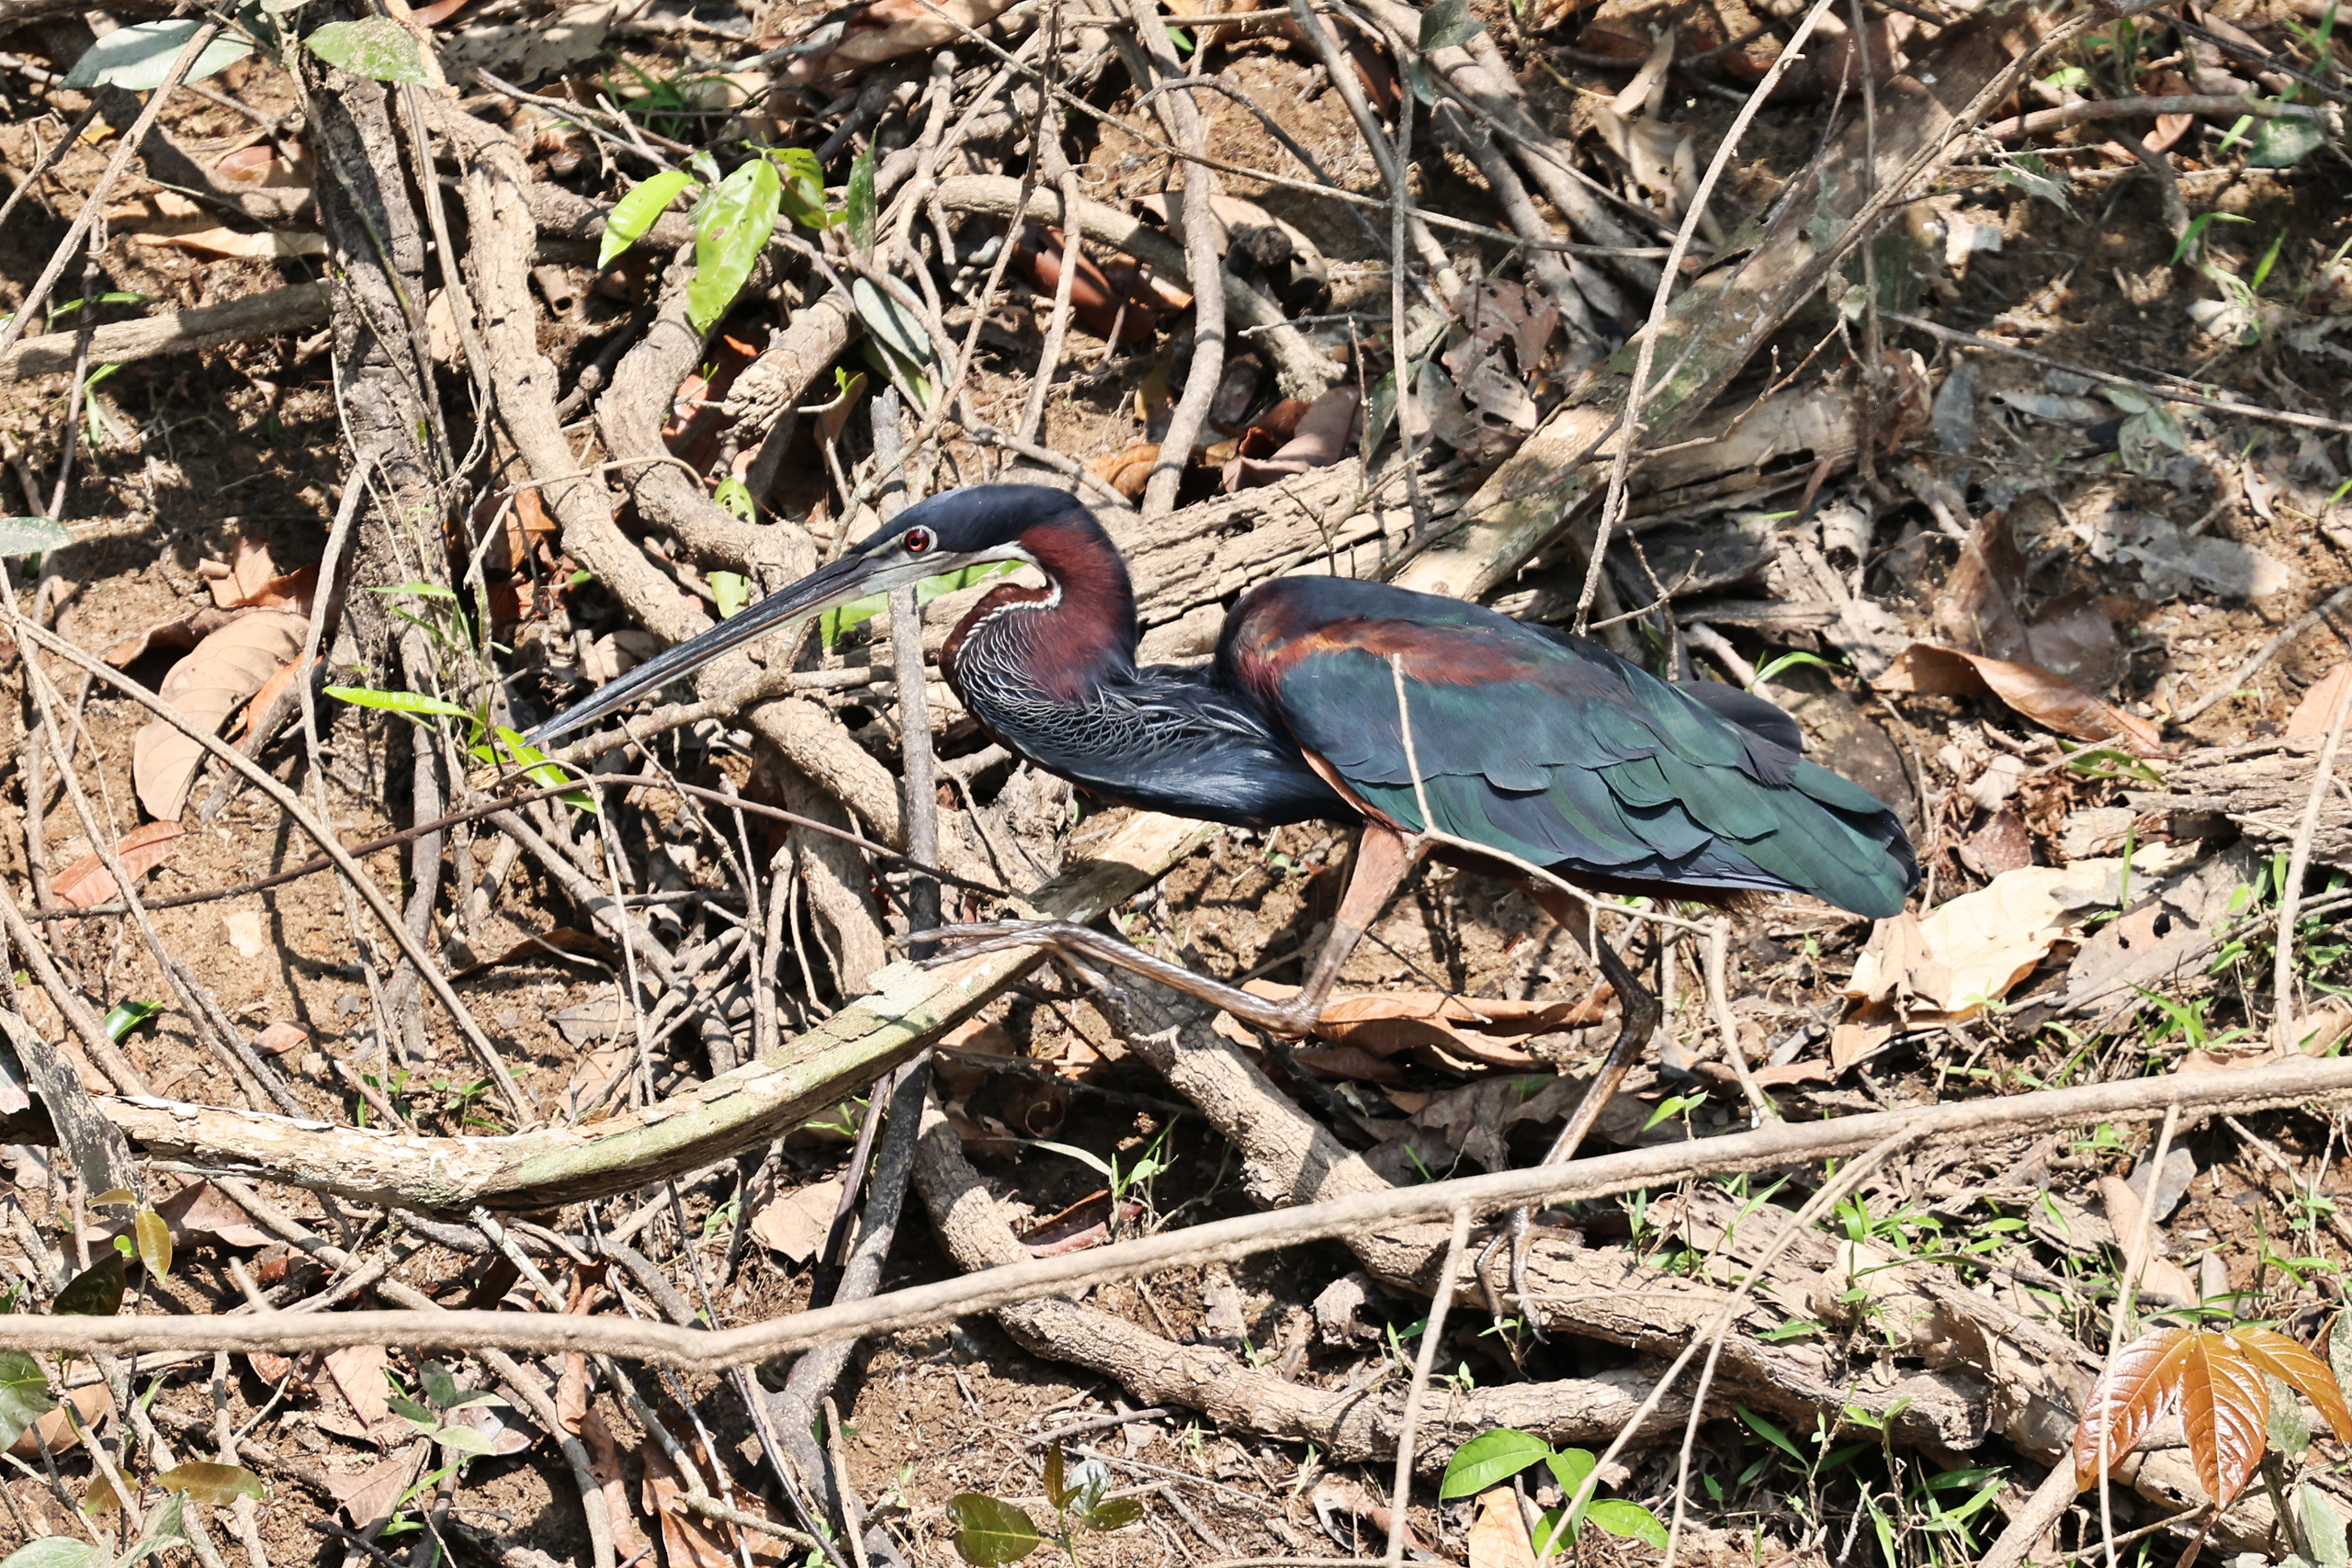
xmin=911 ymin=823 xmax=1426 ymax=1037
xmin=1479 ymin=886 xmax=1663 ymax=1332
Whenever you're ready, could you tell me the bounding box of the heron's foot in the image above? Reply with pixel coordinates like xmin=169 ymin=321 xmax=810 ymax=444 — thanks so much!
xmin=1473 ymin=1208 xmax=1585 ymax=1346
xmin=904 ymin=920 xmax=1324 ymax=1036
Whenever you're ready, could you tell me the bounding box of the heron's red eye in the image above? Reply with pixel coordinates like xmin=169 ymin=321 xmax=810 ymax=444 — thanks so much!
xmin=903 ymin=526 xmax=934 ymax=555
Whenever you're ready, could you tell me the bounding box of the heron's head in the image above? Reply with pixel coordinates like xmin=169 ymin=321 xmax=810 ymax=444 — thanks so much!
xmin=528 ymin=485 xmax=1097 ymax=746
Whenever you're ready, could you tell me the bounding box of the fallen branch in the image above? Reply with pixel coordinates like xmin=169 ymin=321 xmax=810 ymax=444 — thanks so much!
xmin=0 ymin=284 xmax=331 ymax=379
xmin=17 ymin=1046 xmax=2352 ymax=1357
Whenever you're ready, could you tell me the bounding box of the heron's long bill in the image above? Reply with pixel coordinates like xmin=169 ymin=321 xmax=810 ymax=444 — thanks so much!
xmin=527 ymin=551 xmax=891 ymax=747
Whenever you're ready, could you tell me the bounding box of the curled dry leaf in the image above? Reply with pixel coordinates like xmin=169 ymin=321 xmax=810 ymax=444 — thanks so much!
xmin=783 ymin=0 xmax=1021 ymax=85
xmin=2075 ymin=1326 xmax=2352 ymax=1504
xmin=104 ymin=606 xmax=241 ymax=668
xmin=1215 ymin=976 xmax=1608 ymax=1069
xmin=1846 ymin=859 xmax=2139 ymax=1020
xmin=1469 ymin=1487 xmax=1539 ymax=1568
xmin=133 ymin=608 xmax=308 ymax=820
xmin=2289 ymin=663 xmax=2352 ymax=738
xmin=1090 ymin=441 xmax=1160 ymax=502
xmin=6 ymin=1384 xmax=109 ymax=1460
xmin=1222 ymin=387 xmax=1363 ymax=492
xmin=200 ymin=538 xmax=317 ymax=614
xmin=1012 ymin=222 xmax=1164 ymax=344
xmin=49 ymin=820 xmax=183 ymax=909
xmin=747 ymin=1175 xmax=843 ymax=1264
xmin=1874 ymin=642 xmax=2163 ymax=756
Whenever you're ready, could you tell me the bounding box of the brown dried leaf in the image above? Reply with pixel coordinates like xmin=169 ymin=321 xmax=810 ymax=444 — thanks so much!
xmin=784 ymin=0 xmax=1020 ymax=85
xmin=1090 ymin=441 xmax=1160 ymax=502
xmin=104 ymin=606 xmax=241 ymax=668
xmin=1934 ymin=514 xmax=2032 ymax=663
xmin=2288 ymin=663 xmax=2352 ymax=738
xmin=6 ymin=1384 xmax=109 ymax=1460
xmin=133 ymin=609 xmax=308 ymax=819
xmin=50 ymin=820 xmax=183 ymax=909
xmin=1847 ymin=863 xmax=2132 ymax=1019
xmin=325 ymin=1443 xmax=426 ymax=1529
xmin=252 ymin=1021 xmax=309 ymax=1055
xmin=748 ymin=1177 xmax=843 ymax=1265
xmin=1875 ymin=642 xmax=2164 ymax=755
xmin=323 ymin=1343 xmax=390 ymax=1431
xmin=154 ymin=1180 xmax=272 ymax=1247
xmin=1469 ymin=1488 xmax=1538 ymax=1568
xmin=2075 ymin=1327 xmax=2269 ymax=1503
xmin=199 ymin=538 xmax=316 ymax=614
xmin=579 ymin=1410 xmax=653 ymax=1564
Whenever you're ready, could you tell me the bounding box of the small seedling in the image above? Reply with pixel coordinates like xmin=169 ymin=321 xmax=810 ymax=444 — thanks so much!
xmin=947 ymin=1448 xmax=1142 ymax=1564
xmin=1439 ymin=1428 xmax=1667 ymax=1559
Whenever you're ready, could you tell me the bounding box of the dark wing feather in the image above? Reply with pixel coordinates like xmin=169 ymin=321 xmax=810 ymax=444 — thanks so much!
xmin=1226 ymin=580 xmax=1917 ymax=919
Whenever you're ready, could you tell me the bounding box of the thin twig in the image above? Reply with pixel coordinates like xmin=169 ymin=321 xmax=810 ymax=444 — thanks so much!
xmin=1576 ymin=0 xmax=1846 ymax=634
xmin=2271 ymin=672 xmax=2352 ymax=1047
xmin=1384 ymin=1208 xmax=1468 ymax=1567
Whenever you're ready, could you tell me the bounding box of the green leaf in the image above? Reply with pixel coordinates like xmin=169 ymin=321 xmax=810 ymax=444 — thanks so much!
xmin=304 ymin=17 xmax=425 ymax=82
xmin=846 ymin=141 xmax=877 ymax=257
xmin=117 ymin=1492 xmax=187 ymax=1568
xmin=600 ymin=170 xmax=694 ymax=270
xmin=52 ymin=1254 xmax=124 ymax=1317
xmin=849 ymin=276 xmax=934 ymax=372
xmin=1042 ymin=1445 xmax=1070 ymax=1510
xmin=709 ymin=571 xmax=750 ymax=619
xmin=370 ymin=581 xmax=458 ymax=601
xmin=0 ymin=518 xmax=73 ymax=558
xmin=154 ymin=1462 xmax=263 ymax=1506
xmin=712 ymin=477 xmax=756 ymax=524
xmin=64 ymin=21 xmax=252 ymax=90
xmin=1545 ymin=1448 xmax=1597 ymax=1496
xmin=431 ymin=1423 xmax=497 ymax=1457
xmin=1585 ymin=1499 xmax=1668 ymax=1549
xmin=0 ymin=1540 xmax=96 ymax=1568
xmin=325 ymin=686 xmax=475 ymax=722
xmin=689 ymin=158 xmax=782 ymax=336
xmin=0 ymin=1351 xmax=56 ymax=1451
xmin=1441 ymin=1428 xmax=1552 ymax=1498
xmin=474 ymin=728 xmax=593 ymax=809
xmin=1081 ymin=1497 xmax=1144 ymax=1532
xmin=946 ymin=1495 xmax=1042 ymax=1565
xmin=2305 ymin=1482 xmax=2350 ymax=1568
xmin=101 ymin=1001 xmax=162 ymax=1044
xmin=1992 ymin=152 xmax=2073 ymax=217
xmin=133 ymin=1211 xmax=170 ymax=1282
xmin=2250 ymin=112 xmax=2326 ymax=168
xmin=770 ymin=147 xmax=831 ymax=231
xmin=1735 ymin=1405 xmax=1807 ymax=1464
xmin=1419 ymin=0 xmax=1486 ymax=51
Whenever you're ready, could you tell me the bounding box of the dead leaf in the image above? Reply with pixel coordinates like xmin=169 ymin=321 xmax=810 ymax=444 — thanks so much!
xmin=1847 ymin=861 xmax=2137 ymax=1019
xmin=252 ymin=1021 xmax=309 ymax=1054
xmin=2096 ymin=1176 xmax=2198 ymax=1305
xmin=6 ymin=1384 xmax=109 ymax=1460
xmin=578 ymin=1409 xmax=653 ymax=1564
xmin=133 ymin=609 xmax=309 ymax=820
xmin=1222 ymin=386 xmax=1363 ymax=491
xmin=1409 ymin=1075 xmax=1589 ymax=1171
xmin=324 ymin=1443 xmax=426 ymax=1529
xmin=643 ymin=1424 xmax=791 ymax=1568
xmin=232 ymin=654 xmax=312 ymax=745
xmin=154 ymin=1180 xmax=273 ymax=1247
xmin=1829 ymin=1020 xmax=1892 ymax=1069
xmin=323 ymin=1343 xmax=390 ymax=1432
xmin=127 ymin=226 xmax=325 ymax=259
xmin=1469 ymin=1487 xmax=1538 ymax=1568
xmin=1875 ymin=642 xmax=2163 ymax=755
xmin=749 ymin=1178 xmax=843 ymax=1264
xmin=1012 ymin=222 xmax=1162 ymax=344
xmin=224 ymin=910 xmax=267 ymax=960
xmin=1959 ymin=809 xmax=2033 ymax=879
xmin=2289 ymin=663 xmax=2352 ymax=738
xmin=1089 ymin=441 xmax=1160 ymax=502
xmin=49 ymin=821 xmax=183 ymax=909
xmin=784 ymin=0 xmax=1020 ymax=85
xmin=104 ymin=606 xmax=242 ymax=668
xmin=1218 ymin=979 xmax=1608 ymax=1068
xmin=199 ymin=539 xmax=316 ymax=614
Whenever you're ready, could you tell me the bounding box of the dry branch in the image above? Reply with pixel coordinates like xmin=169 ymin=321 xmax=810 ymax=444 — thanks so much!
xmin=2130 ymin=739 xmax=2352 ymax=872
xmin=0 ymin=285 xmax=331 ymax=380
xmin=1392 ymin=5 xmax=2054 ymax=603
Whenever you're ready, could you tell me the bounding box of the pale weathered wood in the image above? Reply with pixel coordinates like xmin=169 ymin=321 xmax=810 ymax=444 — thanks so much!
xmin=0 ymin=284 xmax=330 ymax=380
xmin=2130 ymin=738 xmax=2352 ymax=870
xmin=28 ymin=811 xmax=1213 ymax=1211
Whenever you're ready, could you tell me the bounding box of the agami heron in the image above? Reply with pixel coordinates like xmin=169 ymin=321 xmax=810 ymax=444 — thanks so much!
xmin=536 ymin=485 xmax=1918 ymax=1297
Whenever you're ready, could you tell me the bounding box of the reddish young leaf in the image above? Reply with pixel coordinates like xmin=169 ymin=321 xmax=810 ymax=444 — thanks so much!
xmin=2233 ymin=1328 xmax=2352 ymax=1446
xmin=2075 ymin=1327 xmax=2273 ymax=1506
